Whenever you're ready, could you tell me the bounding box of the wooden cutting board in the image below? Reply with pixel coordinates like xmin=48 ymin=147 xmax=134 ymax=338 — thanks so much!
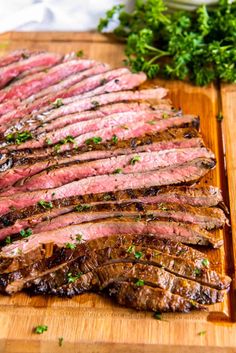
xmin=0 ymin=32 xmax=235 ymax=353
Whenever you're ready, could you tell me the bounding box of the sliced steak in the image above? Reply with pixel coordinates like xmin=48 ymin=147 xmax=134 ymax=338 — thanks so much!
xmin=2 ymin=233 xmax=229 ymax=294
xmin=0 ymin=52 xmax=62 ymax=89
xmin=0 ymin=63 xmax=109 ymax=126
xmin=0 ymin=200 xmax=227 ymax=239
xmin=34 ymin=88 xmax=168 ymax=123
xmin=4 ymin=147 xmax=214 ymax=193
xmin=4 ymin=109 xmax=175 ymax=151
xmin=0 ymin=50 xmax=33 ymax=68
xmin=105 ymin=281 xmax=206 ymax=312
xmin=46 ymin=262 xmax=225 ymax=305
xmin=0 ymin=158 xmax=216 ymax=215
xmin=0 ymin=218 xmax=222 ymax=272
xmin=0 ymin=128 xmax=201 ymax=189
xmin=0 ymin=185 xmax=223 ymax=233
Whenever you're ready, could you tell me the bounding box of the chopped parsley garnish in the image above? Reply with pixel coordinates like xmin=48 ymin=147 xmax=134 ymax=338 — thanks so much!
xmin=202 ymin=258 xmax=210 ymax=268
xmin=198 ymin=330 xmax=207 ymax=336
xmin=162 ymin=113 xmax=169 ymax=119
xmin=158 ymin=203 xmax=168 ymax=211
xmin=65 ymin=243 xmax=76 ymax=250
xmin=127 ymin=244 xmax=135 ymax=253
xmin=38 ymin=200 xmax=53 ymax=209
xmin=76 ymin=234 xmax=83 ymax=243
xmin=147 ymin=120 xmax=156 ymax=125
xmin=154 ymin=312 xmax=162 ymax=320
xmin=134 ymin=251 xmax=143 ymax=259
xmin=130 ymin=155 xmax=141 ymax=165
xmin=5 ymin=236 xmax=12 ymax=244
xmin=217 ymin=112 xmax=223 ymax=122
xmin=45 ymin=138 xmax=52 ymax=145
xmin=20 ymin=228 xmax=32 ymax=238
xmin=76 ymin=50 xmax=84 ymax=58
xmin=54 ymin=135 xmax=75 ymax=152
xmin=91 ymin=101 xmax=100 ymax=108
xmin=58 ymin=337 xmax=64 ymax=347
xmin=100 ymin=78 xmax=108 ymax=85
xmin=5 ymin=131 xmax=32 ymax=145
xmin=74 ymin=204 xmax=91 ymax=212
xmin=103 ymin=194 xmax=112 ymax=201
xmin=67 ymin=272 xmax=82 ymax=283
xmin=135 ymin=279 xmax=145 ymax=286
xmin=194 ymin=267 xmax=202 ymax=276
xmin=113 ymin=168 xmax=123 ymax=174
xmin=34 ymin=325 xmax=48 ymax=334
xmin=134 ymin=214 xmax=142 ymax=222
xmin=85 ymin=136 xmax=102 ymax=145
xmin=112 ymin=135 xmax=118 ymax=144
xmin=52 ymin=98 xmax=64 ymax=108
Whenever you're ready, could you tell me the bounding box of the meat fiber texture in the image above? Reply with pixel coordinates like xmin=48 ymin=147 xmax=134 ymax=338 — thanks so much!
xmin=0 ymin=50 xmax=231 ymax=314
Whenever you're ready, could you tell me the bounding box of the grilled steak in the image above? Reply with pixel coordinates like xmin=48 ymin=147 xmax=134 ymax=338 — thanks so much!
xmin=0 ymin=200 xmax=227 ymax=239
xmin=0 ymin=50 xmax=230 ymax=314
xmin=0 ymin=52 xmax=62 ymax=89
xmin=0 ymin=158 xmax=216 ymax=215
xmin=0 ymin=128 xmax=201 ymax=188
xmin=105 ymin=281 xmax=206 ymax=312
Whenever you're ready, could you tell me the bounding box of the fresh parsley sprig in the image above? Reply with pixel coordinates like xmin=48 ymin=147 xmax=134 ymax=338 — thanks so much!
xmin=98 ymin=0 xmax=236 ymax=86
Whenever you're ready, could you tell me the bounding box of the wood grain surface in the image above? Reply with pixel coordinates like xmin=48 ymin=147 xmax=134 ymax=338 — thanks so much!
xmin=0 ymin=32 xmax=235 ymax=353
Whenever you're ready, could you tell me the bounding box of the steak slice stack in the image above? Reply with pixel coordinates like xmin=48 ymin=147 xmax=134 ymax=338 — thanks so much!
xmin=0 ymin=50 xmax=231 ymax=314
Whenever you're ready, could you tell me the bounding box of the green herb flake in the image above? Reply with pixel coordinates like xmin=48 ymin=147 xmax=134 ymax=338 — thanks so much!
xmin=45 ymin=138 xmax=52 ymax=145
xmin=20 ymin=228 xmax=32 ymax=238
xmin=202 ymin=258 xmax=210 ymax=268
xmin=91 ymin=101 xmax=100 ymax=108
xmin=217 ymin=112 xmax=223 ymax=122
xmin=194 ymin=267 xmax=202 ymax=276
xmin=112 ymin=135 xmax=118 ymax=144
xmin=52 ymin=98 xmax=64 ymax=108
xmin=162 ymin=113 xmax=169 ymax=119
xmin=34 ymin=325 xmax=48 ymax=334
xmin=100 ymin=78 xmax=108 ymax=85
xmin=67 ymin=272 xmax=82 ymax=283
xmin=130 ymin=155 xmax=141 ymax=165
xmin=127 ymin=244 xmax=135 ymax=254
xmin=85 ymin=136 xmax=102 ymax=145
xmin=158 ymin=203 xmax=168 ymax=211
xmin=6 ymin=131 xmax=32 ymax=145
xmin=154 ymin=312 xmax=162 ymax=320
xmin=198 ymin=330 xmax=207 ymax=336
xmin=134 ymin=251 xmax=143 ymax=259
xmin=134 ymin=214 xmax=142 ymax=222
xmin=5 ymin=236 xmax=12 ymax=244
xmin=38 ymin=200 xmax=53 ymax=209
xmin=147 ymin=120 xmax=156 ymax=125
xmin=135 ymin=279 xmax=145 ymax=286
xmin=74 ymin=204 xmax=91 ymax=212
xmin=58 ymin=337 xmax=64 ymax=347
xmin=113 ymin=168 xmax=123 ymax=174
xmin=65 ymin=243 xmax=76 ymax=250
xmin=76 ymin=50 xmax=84 ymax=58
xmin=76 ymin=234 xmax=83 ymax=243
xmin=103 ymin=194 xmax=112 ymax=201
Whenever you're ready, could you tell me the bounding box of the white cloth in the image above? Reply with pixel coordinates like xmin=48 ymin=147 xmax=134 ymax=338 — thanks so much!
xmin=0 ymin=0 xmax=134 ymax=33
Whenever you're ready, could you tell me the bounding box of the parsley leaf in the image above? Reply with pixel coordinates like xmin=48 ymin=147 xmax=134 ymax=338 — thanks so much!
xmin=34 ymin=325 xmax=48 ymax=334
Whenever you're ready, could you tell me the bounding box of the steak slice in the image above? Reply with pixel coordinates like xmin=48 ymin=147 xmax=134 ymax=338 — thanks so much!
xmin=0 ymin=234 xmax=209 ymax=290
xmin=105 ymin=281 xmax=206 ymax=312
xmin=5 ymin=147 xmax=214 ymax=193
xmin=0 ymin=200 xmax=227 ymax=239
xmin=4 ymin=109 xmax=175 ymax=151
xmin=0 ymin=128 xmax=201 ymax=189
xmin=0 ymin=185 xmax=223 ymax=231
xmin=0 ymin=50 xmax=33 ymax=68
xmin=0 ymin=158 xmax=216 ymax=215
xmin=0 ymin=63 xmax=110 ymax=133
xmin=0 ymin=52 xmax=62 ymax=89
xmin=0 ymin=218 xmax=222 ymax=273
xmin=46 ymin=262 xmax=225 ymax=305
xmin=34 ymin=88 xmax=168 ymax=124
